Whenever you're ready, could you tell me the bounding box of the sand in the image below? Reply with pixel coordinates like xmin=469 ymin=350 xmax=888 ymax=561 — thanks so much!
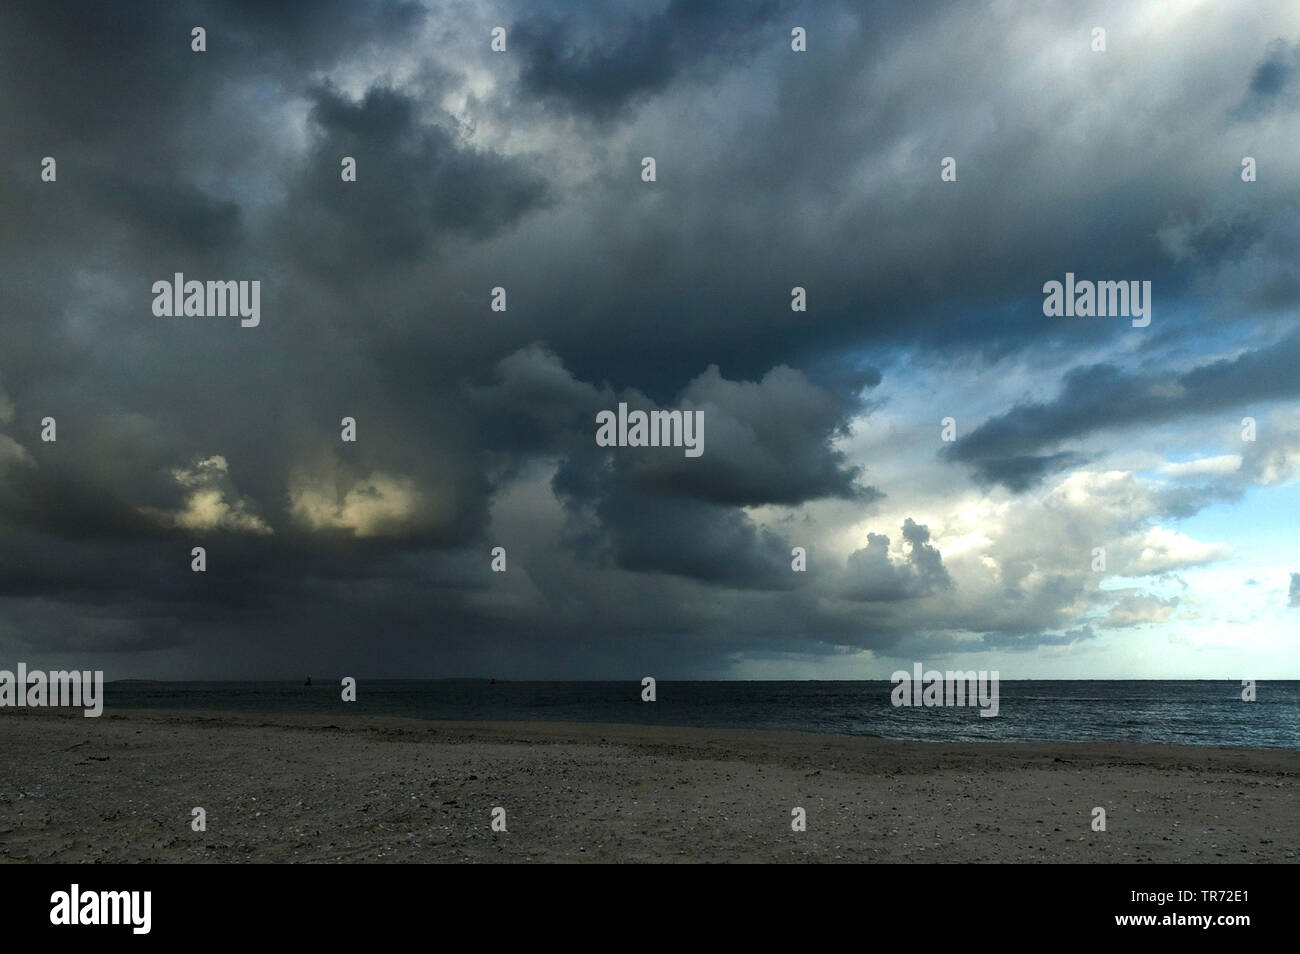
xmin=1 ymin=708 xmax=1296 ymax=863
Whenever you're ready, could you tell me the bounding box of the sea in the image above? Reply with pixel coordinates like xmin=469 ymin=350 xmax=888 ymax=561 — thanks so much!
xmin=104 ymin=679 xmax=1300 ymax=750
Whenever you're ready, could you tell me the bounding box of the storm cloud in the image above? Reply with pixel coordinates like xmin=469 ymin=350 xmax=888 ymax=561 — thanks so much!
xmin=1 ymin=0 xmax=1298 ymax=679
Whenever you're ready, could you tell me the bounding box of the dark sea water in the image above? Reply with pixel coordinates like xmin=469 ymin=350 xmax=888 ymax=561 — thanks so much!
xmin=105 ymin=680 xmax=1300 ymax=750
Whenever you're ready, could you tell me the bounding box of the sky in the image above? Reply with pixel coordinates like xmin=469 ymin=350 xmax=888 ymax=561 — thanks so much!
xmin=1 ymin=0 xmax=1298 ymax=680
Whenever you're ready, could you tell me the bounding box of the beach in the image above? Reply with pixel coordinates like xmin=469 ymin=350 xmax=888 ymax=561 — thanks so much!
xmin=2 ymin=708 xmax=1296 ymax=863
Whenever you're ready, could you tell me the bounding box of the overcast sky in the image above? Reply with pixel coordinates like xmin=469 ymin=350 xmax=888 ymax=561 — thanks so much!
xmin=2 ymin=0 xmax=1298 ymax=680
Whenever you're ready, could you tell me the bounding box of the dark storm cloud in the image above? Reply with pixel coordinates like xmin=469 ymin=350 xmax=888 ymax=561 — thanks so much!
xmin=946 ymin=329 xmax=1300 ymax=488
xmin=1 ymin=0 xmax=1296 ymax=678
xmin=478 ymin=346 xmax=870 ymax=508
xmin=0 ymin=1 xmax=423 ymax=141
xmin=980 ymin=625 xmax=1096 ymax=650
xmin=591 ymin=489 xmax=796 ymax=588
xmin=488 ymin=6 xmax=1300 ymax=399
xmin=288 ymin=85 xmax=550 ymax=269
xmin=220 ymin=0 xmax=425 ymax=63
xmin=900 ymin=518 xmax=949 ymax=590
xmin=471 ymin=346 xmax=869 ymax=586
xmin=94 ymin=179 xmax=244 ymax=255
xmin=841 ymin=519 xmax=950 ymax=602
xmin=513 ymin=0 xmax=791 ymax=120
xmin=1234 ymin=38 xmax=1300 ymax=116
xmin=960 ymin=452 xmax=1090 ymax=494
xmin=471 ymin=343 xmax=608 ymax=437
xmin=0 ymin=596 xmax=193 ymax=653
xmin=618 ymin=364 xmax=870 ymax=506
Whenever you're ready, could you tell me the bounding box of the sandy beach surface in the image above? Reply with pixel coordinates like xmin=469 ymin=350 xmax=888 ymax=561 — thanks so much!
xmin=2 ymin=708 xmax=1296 ymax=863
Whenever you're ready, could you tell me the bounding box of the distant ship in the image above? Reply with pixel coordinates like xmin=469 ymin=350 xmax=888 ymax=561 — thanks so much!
xmin=304 ymin=676 xmax=312 ymax=686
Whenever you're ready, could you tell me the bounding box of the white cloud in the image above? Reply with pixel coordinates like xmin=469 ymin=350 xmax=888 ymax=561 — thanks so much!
xmin=1160 ymin=455 xmax=1241 ymax=478
xmin=289 ymin=471 xmax=422 ymax=537
xmin=142 ymin=455 xmax=272 ymax=535
xmin=1102 ymin=593 xmax=1180 ymax=628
